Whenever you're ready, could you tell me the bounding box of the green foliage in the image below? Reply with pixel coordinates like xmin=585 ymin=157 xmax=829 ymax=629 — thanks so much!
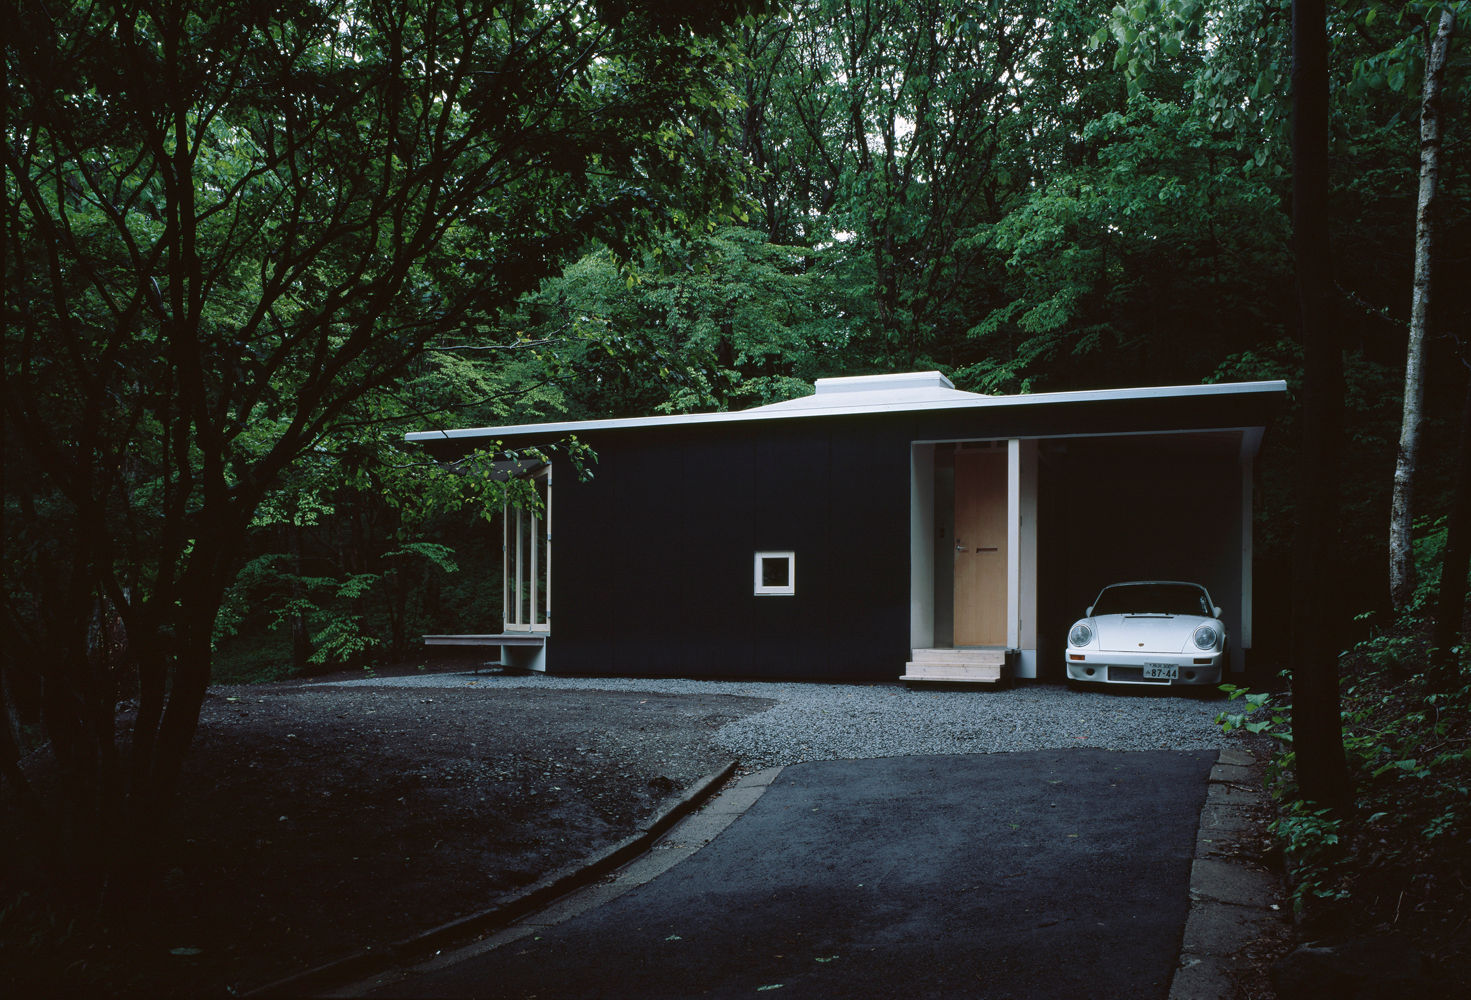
xmin=1096 ymin=0 xmax=1210 ymax=92
xmin=4 ymin=0 xmax=1469 ymax=942
xmin=215 ymin=490 xmax=507 ymax=677
xmin=1408 ymin=517 xmax=1453 ymax=613
xmin=1269 ymin=803 xmax=1350 ymax=904
xmin=211 ymin=628 xmax=296 ymax=685
xmin=494 ymin=227 xmax=837 ymax=417
xmin=386 ymin=543 xmax=459 ymax=576
xmin=1216 ymin=684 xmax=1284 ymax=737
xmin=306 ymin=614 xmax=381 ymax=668
xmin=963 ymin=93 xmax=1291 ymax=392
xmin=1344 ymin=2 xmax=1471 ymax=99
xmin=2 ymin=0 xmax=761 ymax=885
xmin=13 ymin=0 xmax=1446 ymax=700
xmin=1098 ymin=0 xmax=1291 ymax=158
xmin=715 ymin=0 xmax=1137 ymax=373
xmin=6 ymin=0 xmax=752 ymax=630
xmin=1219 ymin=617 xmax=1471 ymax=916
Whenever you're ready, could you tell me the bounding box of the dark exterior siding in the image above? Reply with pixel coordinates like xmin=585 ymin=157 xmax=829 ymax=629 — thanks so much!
xmin=551 ymin=419 xmax=911 ymax=680
xmin=678 ymin=432 xmax=756 ymax=676
xmin=750 ymin=426 xmax=829 ymax=675
xmin=549 ymin=430 xmax=686 ymax=675
xmin=826 ymin=423 xmax=912 ymax=677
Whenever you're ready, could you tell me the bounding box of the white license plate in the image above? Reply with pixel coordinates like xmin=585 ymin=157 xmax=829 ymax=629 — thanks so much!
xmin=1143 ymin=663 xmax=1178 ymax=680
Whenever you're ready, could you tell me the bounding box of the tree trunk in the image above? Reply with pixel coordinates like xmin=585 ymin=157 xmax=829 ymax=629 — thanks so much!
xmin=1290 ymin=0 xmax=1350 ymax=811
xmin=1431 ymin=369 xmax=1471 ymax=687
xmin=1389 ymin=9 xmax=1456 ymax=611
xmin=290 ymin=524 xmax=312 ymax=672
xmin=386 ymin=563 xmax=407 ymax=661
xmin=0 ymin=665 xmax=39 ymax=814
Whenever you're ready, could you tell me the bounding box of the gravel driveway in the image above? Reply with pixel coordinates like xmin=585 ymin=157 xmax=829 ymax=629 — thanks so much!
xmin=320 ymin=673 xmax=1240 ymax=768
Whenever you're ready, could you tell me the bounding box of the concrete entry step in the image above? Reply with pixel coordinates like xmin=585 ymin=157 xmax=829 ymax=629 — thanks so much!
xmin=909 ymin=647 xmax=1006 ymax=665
xmin=902 ymin=650 xmax=1008 ymax=686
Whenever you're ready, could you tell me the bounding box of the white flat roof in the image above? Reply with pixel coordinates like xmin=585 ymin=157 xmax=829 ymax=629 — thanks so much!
xmin=406 ymin=373 xmax=1288 ymax=444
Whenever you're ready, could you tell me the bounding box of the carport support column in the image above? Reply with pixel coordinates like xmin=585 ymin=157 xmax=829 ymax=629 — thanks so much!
xmin=1237 ymin=429 xmax=1262 ymax=674
xmin=1008 ymin=441 xmax=1021 ymax=651
xmin=910 ymin=443 xmax=936 ymax=652
xmin=1008 ymin=439 xmax=1039 ymax=679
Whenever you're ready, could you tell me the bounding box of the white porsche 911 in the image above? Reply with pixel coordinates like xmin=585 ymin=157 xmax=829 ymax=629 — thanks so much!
xmin=1065 ymin=581 xmax=1227 ymax=687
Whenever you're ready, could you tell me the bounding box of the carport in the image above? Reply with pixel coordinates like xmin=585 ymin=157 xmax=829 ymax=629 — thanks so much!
xmin=911 ymin=428 xmax=1255 ymax=684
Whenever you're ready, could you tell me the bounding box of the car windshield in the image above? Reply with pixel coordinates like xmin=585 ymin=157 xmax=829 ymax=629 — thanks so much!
xmin=1092 ymin=584 xmax=1211 ymax=617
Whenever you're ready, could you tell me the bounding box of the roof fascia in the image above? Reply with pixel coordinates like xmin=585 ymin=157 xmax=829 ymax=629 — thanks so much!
xmin=406 ymin=380 xmax=1289 ymax=445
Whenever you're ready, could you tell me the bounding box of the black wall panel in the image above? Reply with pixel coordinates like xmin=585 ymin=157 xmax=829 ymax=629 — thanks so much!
xmin=748 ymin=426 xmax=832 ymax=677
xmin=550 ymin=437 xmax=619 ymax=674
xmin=550 ymin=418 xmax=915 ymax=680
xmin=613 ymin=433 xmax=689 ymax=675
xmin=678 ymin=431 xmax=757 ymax=676
xmin=826 ymin=420 xmax=912 ymax=678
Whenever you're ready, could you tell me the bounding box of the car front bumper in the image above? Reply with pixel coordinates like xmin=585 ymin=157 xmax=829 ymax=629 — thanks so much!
xmin=1065 ymin=650 xmax=1224 ymax=686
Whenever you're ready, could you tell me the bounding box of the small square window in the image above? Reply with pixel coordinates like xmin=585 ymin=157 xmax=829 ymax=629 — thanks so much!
xmin=754 ymin=551 xmax=795 ymax=596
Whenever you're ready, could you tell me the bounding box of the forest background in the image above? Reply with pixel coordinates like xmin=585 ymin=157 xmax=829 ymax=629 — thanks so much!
xmin=189 ymin=1 xmax=1471 ymax=680
xmin=4 ymin=0 xmax=1470 ymax=968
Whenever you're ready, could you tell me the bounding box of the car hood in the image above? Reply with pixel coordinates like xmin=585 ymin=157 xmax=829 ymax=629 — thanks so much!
xmin=1094 ymin=614 xmax=1209 ymax=652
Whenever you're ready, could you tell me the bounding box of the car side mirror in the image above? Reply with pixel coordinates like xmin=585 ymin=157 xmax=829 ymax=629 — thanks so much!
xmin=1085 ymin=606 xmax=1094 ymax=617
xmin=1212 ymin=606 xmax=1222 ymax=619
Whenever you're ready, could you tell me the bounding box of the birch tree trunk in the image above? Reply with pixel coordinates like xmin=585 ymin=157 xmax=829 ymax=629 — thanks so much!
xmin=1389 ymin=8 xmax=1456 ymax=611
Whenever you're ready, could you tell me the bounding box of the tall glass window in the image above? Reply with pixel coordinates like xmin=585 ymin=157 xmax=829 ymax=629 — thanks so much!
xmin=504 ymin=467 xmax=550 ymax=632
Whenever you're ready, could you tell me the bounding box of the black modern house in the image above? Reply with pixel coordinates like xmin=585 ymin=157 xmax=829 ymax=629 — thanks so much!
xmin=408 ymin=372 xmax=1287 ymax=685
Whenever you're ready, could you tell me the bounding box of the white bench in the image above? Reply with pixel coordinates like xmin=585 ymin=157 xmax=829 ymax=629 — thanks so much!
xmin=422 ymin=633 xmax=547 ymax=672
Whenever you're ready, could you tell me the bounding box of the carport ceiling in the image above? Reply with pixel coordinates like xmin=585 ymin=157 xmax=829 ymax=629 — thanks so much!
xmin=1039 ymin=430 xmax=1247 ymax=458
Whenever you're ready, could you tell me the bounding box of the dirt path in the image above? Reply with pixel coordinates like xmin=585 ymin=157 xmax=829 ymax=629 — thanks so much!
xmin=3 ymin=666 xmax=773 ymax=996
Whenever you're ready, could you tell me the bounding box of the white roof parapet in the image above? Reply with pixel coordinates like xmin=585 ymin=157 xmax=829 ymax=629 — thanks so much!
xmin=405 ymin=375 xmax=1289 ymax=444
xmin=748 ymin=370 xmax=977 ymax=414
xmin=816 ymin=370 xmax=955 ymax=394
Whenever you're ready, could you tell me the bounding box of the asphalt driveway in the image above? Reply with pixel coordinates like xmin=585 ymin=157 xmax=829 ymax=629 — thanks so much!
xmin=361 ymin=749 xmax=1215 ymax=1000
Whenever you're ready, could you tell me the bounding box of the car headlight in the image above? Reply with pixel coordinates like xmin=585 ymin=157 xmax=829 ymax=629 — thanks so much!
xmin=1069 ymin=622 xmax=1093 ymax=647
xmin=1193 ymin=624 xmax=1220 ymax=650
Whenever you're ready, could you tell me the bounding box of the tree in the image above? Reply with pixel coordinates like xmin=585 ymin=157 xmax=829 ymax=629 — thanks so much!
xmin=212 ymin=336 xmax=567 ymax=675
xmin=1103 ymin=0 xmax=1396 ymax=808
xmin=496 ymin=226 xmax=837 ymax=418
xmin=1290 ymin=0 xmax=1352 ymax=810
xmin=965 ymin=94 xmax=1292 ymax=393
xmin=1430 ymin=365 xmax=1471 ymax=682
xmin=2 ymin=0 xmax=753 ymax=895
xmin=723 ymin=0 xmax=1129 ymax=373
xmin=1390 ymin=6 xmax=1458 ymax=611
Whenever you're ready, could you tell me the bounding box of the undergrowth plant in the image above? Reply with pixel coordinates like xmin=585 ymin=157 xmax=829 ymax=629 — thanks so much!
xmin=1217 ymin=622 xmax=1471 ymax=919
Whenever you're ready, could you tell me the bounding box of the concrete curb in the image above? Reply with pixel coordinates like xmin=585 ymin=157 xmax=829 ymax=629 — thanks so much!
xmin=244 ymin=758 xmax=740 ymax=998
xmin=1167 ymin=747 xmax=1290 ymax=1000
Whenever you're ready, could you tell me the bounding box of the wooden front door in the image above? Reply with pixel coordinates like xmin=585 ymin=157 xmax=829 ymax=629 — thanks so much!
xmin=953 ymin=448 xmax=1008 ymax=646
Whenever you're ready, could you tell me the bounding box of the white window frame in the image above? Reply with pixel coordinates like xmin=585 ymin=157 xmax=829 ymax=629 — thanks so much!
xmin=504 ymin=466 xmax=551 ymax=633
xmin=754 ymin=551 xmax=796 ymax=596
